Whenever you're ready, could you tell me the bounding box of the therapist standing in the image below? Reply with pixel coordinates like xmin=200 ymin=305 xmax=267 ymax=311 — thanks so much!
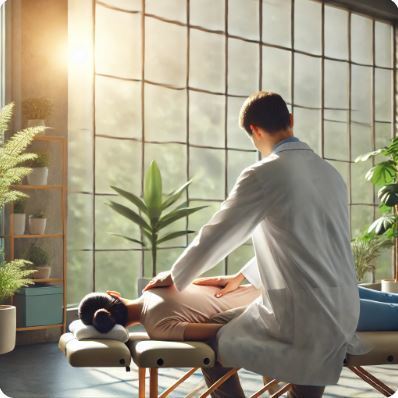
xmin=144 ymin=91 xmax=369 ymax=398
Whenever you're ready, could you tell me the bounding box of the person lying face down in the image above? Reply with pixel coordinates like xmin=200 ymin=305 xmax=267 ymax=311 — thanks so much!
xmin=78 ymin=280 xmax=261 ymax=341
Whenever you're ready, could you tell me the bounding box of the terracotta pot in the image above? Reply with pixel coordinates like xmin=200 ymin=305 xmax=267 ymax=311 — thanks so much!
xmin=0 ymin=305 xmax=16 ymax=355
xmin=27 ymin=167 xmax=48 ymax=185
xmin=28 ymin=217 xmax=47 ymax=235
xmin=13 ymin=213 xmax=26 ymax=235
xmin=31 ymin=266 xmax=51 ymax=280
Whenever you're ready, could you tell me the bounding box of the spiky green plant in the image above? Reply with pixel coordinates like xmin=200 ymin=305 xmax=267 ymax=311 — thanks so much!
xmin=0 ymin=103 xmax=45 ymax=302
xmin=107 ymin=161 xmax=207 ymax=277
xmin=351 ymin=231 xmax=393 ymax=282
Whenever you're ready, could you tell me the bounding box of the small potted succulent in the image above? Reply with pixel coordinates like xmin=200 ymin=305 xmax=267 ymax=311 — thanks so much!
xmin=26 ymin=245 xmax=50 ymax=280
xmin=25 ymin=152 xmax=49 ymax=185
xmin=21 ymin=97 xmax=52 ymax=129
xmin=28 ymin=211 xmax=47 ymax=235
xmin=13 ymin=198 xmax=27 ymax=235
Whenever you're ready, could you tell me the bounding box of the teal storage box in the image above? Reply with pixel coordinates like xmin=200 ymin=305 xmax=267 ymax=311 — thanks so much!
xmin=15 ymin=285 xmax=63 ymax=327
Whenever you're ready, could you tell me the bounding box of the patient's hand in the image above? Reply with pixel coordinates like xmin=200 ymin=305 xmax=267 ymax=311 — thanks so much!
xmin=193 ymin=273 xmax=245 ymax=298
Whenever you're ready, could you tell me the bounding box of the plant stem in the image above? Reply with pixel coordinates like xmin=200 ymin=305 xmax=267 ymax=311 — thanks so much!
xmin=151 ymin=234 xmax=157 ymax=277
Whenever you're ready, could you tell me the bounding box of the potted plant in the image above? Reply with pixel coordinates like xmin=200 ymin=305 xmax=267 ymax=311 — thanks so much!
xmin=25 ymin=152 xmax=49 ymax=185
xmin=13 ymin=198 xmax=27 ymax=235
xmin=351 ymin=230 xmax=393 ymax=284
xmin=355 ymin=136 xmax=398 ymax=291
xmin=21 ymin=97 xmax=52 ymax=129
xmin=0 ymin=102 xmax=44 ymax=354
xmin=25 ymin=245 xmax=50 ymax=280
xmin=28 ymin=211 xmax=47 ymax=235
xmin=107 ymin=161 xmax=207 ymax=294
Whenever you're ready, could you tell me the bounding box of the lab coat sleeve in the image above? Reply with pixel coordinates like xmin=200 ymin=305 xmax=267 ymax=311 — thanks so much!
xmin=170 ymin=165 xmax=274 ymax=291
xmin=239 ymin=257 xmax=262 ymax=289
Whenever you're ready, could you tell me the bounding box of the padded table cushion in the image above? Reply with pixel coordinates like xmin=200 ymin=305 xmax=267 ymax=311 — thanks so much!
xmin=345 ymin=331 xmax=398 ymax=366
xmin=59 ymin=333 xmax=132 ymax=367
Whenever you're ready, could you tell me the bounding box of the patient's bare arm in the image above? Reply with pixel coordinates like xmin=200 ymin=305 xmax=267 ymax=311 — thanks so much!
xmin=183 ymin=322 xmax=224 ymax=341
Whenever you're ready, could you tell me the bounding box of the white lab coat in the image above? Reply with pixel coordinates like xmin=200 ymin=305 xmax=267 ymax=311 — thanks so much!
xmin=170 ymin=139 xmax=370 ymax=386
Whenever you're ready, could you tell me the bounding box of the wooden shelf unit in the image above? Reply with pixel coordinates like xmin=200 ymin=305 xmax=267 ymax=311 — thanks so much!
xmin=6 ymin=134 xmax=68 ymax=333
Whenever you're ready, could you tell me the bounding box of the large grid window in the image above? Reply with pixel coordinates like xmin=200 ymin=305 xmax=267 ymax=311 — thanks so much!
xmin=67 ymin=0 xmax=396 ymax=304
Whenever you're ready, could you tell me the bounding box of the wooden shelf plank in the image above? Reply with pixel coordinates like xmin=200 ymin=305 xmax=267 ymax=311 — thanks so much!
xmin=16 ymin=323 xmax=63 ymax=332
xmin=11 ymin=184 xmax=63 ymax=190
xmin=33 ymin=135 xmax=65 ymax=142
xmin=1 ymin=233 xmax=64 ymax=239
xmin=31 ymin=278 xmax=64 ymax=284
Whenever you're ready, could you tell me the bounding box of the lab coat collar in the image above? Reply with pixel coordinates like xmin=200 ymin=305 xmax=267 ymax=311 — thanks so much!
xmin=271 ymin=140 xmax=313 ymax=155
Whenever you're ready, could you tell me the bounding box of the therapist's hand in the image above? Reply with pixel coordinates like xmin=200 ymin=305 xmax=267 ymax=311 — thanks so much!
xmin=143 ymin=271 xmax=174 ymax=291
xmin=193 ymin=273 xmax=245 ymax=298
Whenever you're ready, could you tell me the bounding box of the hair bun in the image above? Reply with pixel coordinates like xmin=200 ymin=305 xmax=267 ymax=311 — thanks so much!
xmin=93 ymin=308 xmax=116 ymax=333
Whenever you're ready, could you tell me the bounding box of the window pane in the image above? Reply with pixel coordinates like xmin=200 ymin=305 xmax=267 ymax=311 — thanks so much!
xmin=144 ymin=143 xmax=187 ymax=193
xmin=351 ymin=162 xmax=373 ymax=205
xmin=145 ymin=84 xmax=187 ymax=142
xmin=95 ymin=5 xmax=141 ymax=79
xmin=188 ymin=200 xmax=221 ymax=235
xmin=375 ymin=246 xmax=393 ymax=282
xmin=325 ymin=5 xmax=348 ymax=60
xmin=67 ymin=250 xmax=93 ymax=305
xmin=262 ymin=0 xmax=291 ymax=48
xmin=325 ymin=60 xmax=349 ymax=110
xmin=146 ymin=0 xmax=186 ymax=23
xmin=228 ymin=39 xmax=259 ymax=95
xmin=95 ymin=194 xmax=141 ymax=250
xmin=227 ymin=150 xmax=257 ymax=192
xmin=95 ymin=137 xmax=142 ymax=194
xmin=262 ymin=46 xmax=291 ymax=103
xmin=68 ymin=193 xmax=93 ymax=250
xmin=190 ymin=147 xmax=225 ymax=199
xmin=294 ymin=53 xmax=321 ymax=107
xmin=99 ymin=0 xmax=141 ymax=11
xmin=227 ymin=97 xmax=255 ymax=150
xmin=190 ymin=0 xmax=224 ymax=31
xmin=228 ymin=244 xmax=254 ymax=275
xmin=95 ymin=250 xmax=140 ymax=297
xmin=324 ymin=120 xmax=349 ymax=161
xmin=189 ymin=91 xmax=225 ymax=147
xmin=228 ymin=0 xmax=259 ymax=40
xmin=145 ymin=18 xmax=187 ymax=86
xmin=350 ymin=205 xmax=374 ymax=238
xmin=375 ymin=21 xmax=393 ymax=68
xmin=351 ymin=123 xmax=372 ymax=161
xmin=144 ymin=247 xmax=185 ymax=277
xmin=351 ymin=14 xmax=372 ymax=65
xmin=95 ymin=76 xmax=141 ymax=139
xmin=294 ymin=107 xmax=321 ymax=155
xmin=190 ymin=30 xmax=225 ymax=92
xmin=375 ymin=122 xmax=392 ymax=150
xmin=375 ymin=68 xmax=393 ymax=122
xmin=294 ymin=0 xmax=321 ymax=55
xmin=351 ymin=65 xmax=372 ymax=124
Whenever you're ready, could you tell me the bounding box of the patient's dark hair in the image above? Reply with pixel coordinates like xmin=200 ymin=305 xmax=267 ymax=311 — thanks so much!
xmin=239 ymin=91 xmax=290 ymax=135
xmin=78 ymin=292 xmax=128 ymax=333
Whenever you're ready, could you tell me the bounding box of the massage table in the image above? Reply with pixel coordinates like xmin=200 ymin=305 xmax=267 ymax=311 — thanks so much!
xmin=59 ymin=329 xmax=398 ymax=397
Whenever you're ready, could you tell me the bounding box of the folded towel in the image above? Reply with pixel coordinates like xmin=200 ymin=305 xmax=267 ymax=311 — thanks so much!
xmin=69 ymin=320 xmax=129 ymax=342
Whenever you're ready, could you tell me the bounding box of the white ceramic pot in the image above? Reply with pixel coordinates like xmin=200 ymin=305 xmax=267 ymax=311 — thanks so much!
xmin=28 ymin=217 xmax=47 ymax=235
xmin=13 ymin=213 xmax=26 ymax=235
xmin=0 ymin=305 xmax=16 ymax=355
xmin=27 ymin=167 xmax=48 ymax=185
xmin=31 ymin=266 xmax=51 ymax=280
xmin=381 ymin=279 xmax=398 ymax=293
xmin=27 ymin=119 xmax=45 ymax=128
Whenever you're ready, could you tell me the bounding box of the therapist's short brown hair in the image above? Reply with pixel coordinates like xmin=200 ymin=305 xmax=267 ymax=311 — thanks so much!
xmin=239 ymin=91 xmax=290 ymax=135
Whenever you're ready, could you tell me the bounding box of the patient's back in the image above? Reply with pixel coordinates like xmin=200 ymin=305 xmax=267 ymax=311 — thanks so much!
xmin=140 ymin=283 xmax=261 ymax=340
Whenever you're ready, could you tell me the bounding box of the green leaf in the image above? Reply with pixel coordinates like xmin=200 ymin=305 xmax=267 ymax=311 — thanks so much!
xmin=161 ymin=180 xmax=192 ymax=210
xmin=365 ymin=161 xmax=396 ymax=186
xmin=107 ymin=201 xmax=151 ymax=232
xmin=158 ymin=206 xmax=207 ymax=230
xmin=109 ymin=233 xmax=145 ymax=246
xmin=368 ymin=215 xmax=396 ymax=235
xmin=354 ymin=148 xmax=384 ymax=162
xmin=144 ymin=161 xmax=163 ymax=218
xmin=157 ymin=230 xmax=195 ymax=245
xmin=378 ymin=184 xmax=398 ymax=207
xmin=110 ymin=185 xmax=148 ymax=215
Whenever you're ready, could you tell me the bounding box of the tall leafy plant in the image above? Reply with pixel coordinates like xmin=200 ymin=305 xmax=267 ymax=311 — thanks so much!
xmin=355 ymin=136 xmax=398 ymax=279
xmin=107 ymin=161 xmax=207 ymax=277
xmin=0 ymin=103 xmax=44 ymax=302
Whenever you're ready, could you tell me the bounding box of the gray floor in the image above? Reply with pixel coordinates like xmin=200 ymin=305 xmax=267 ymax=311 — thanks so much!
xmin=0 ymin=343 xmax=397 ymax=398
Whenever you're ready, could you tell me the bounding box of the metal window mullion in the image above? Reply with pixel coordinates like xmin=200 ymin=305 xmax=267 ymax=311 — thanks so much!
xmin=394 ymin=23 xmax=397 ymax=280
xmin=348 ymin=11 xmax=352 ymax=237
xmin=321 ymin=1 xmax=325 ymax=158
xmin=224 ymin=0 xmax=228 ymax=275
xmin=186 ymin=0 xmax=190 ymax=248
xmin=371 ymin=19 xmax=376 ymax=237
xmin=291 ymin=0 xmax=295 ymax=124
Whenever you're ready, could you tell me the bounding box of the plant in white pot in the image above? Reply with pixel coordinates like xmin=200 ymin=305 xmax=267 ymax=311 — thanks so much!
xmin=13 ymin=199 xmax=27 ymax=235
xmin=26 ymin=245 xmax=50 ymax=280
xmin=25 ymin=152 xmax=49 ymax=186
xmin=28 ymin=211 xmax=47 ymax=235
xmin=0 ymin=102 xmax=44 ymax=354
xmin=107 ymin=161 xmax=207 ymax=295
xmin=21 ymin=97 xmax=52 ymax=129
